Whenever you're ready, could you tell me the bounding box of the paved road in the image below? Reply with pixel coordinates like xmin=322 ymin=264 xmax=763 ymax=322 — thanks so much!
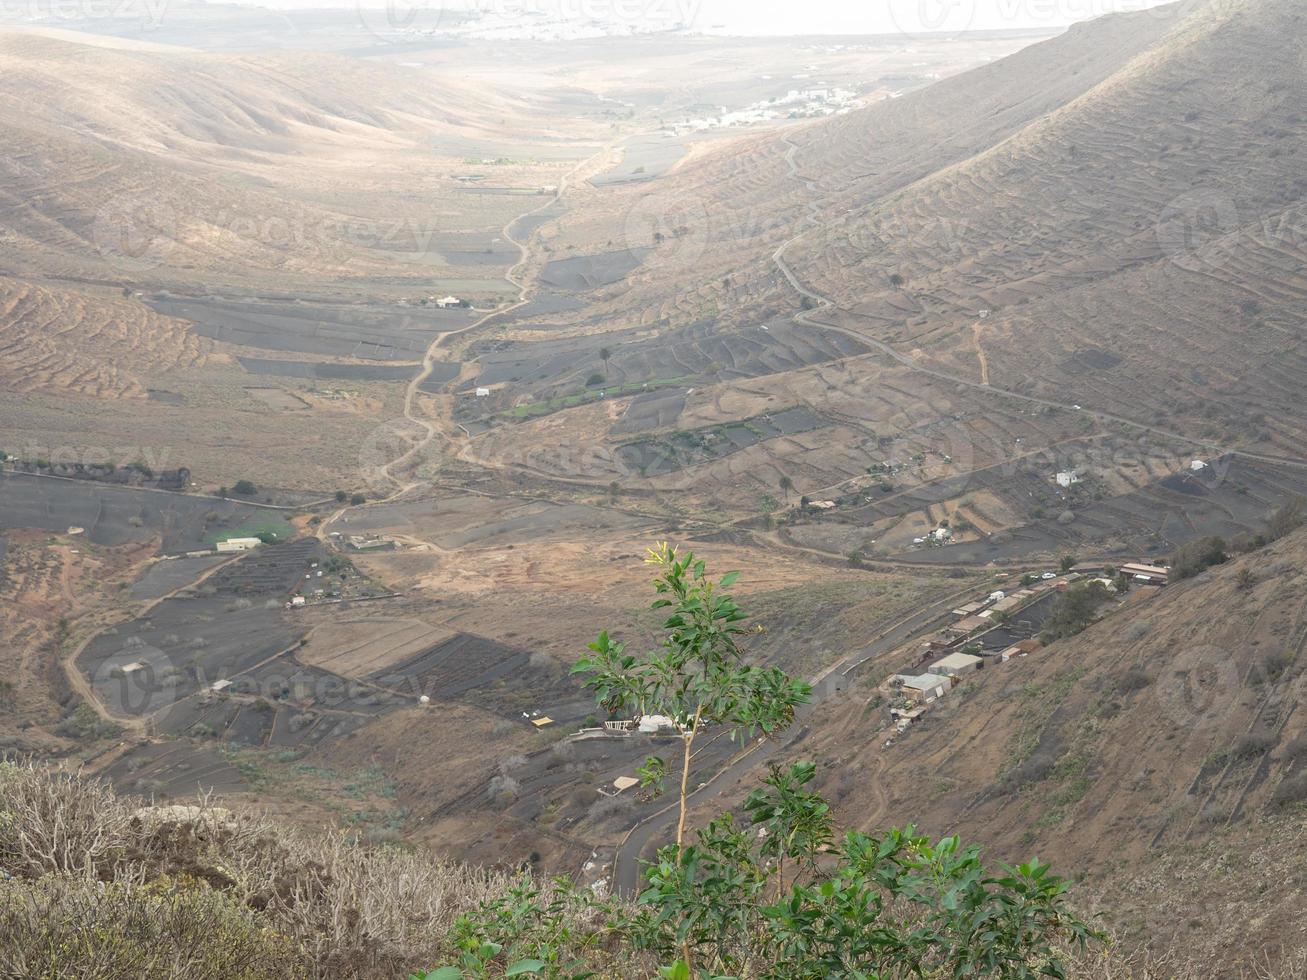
xmin=611 ymin=582 xmax=973 ymax=896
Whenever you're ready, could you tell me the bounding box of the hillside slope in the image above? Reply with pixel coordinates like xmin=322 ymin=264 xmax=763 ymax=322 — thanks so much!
xmin=0 ymin=29 xmax=580 ymax=291
xmin=806 ymin=526 xmax=1307 ymax=969
xmin=787 ymin=0 xmax=1307 ymax=453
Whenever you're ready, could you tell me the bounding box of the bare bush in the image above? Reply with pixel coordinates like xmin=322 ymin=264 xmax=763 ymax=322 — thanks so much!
xmin=1231 ymin=733 xmax=1277 ymax=761
xmin=0 ymin=763 xmax=136 ymax=878
xmin=0 ymin=764 xmax=537 ymax=977
xmin=487 ymin=774 xmax=520 ymax=804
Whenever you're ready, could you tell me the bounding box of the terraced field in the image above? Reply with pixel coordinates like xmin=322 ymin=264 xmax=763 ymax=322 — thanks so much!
xmin=299 ymin=617 xmax=456 ymax=677
xmin=0 ymin=277 xmax=212 ymax=399
xmin=148 ymin=295 xmax=476 ymax=362
xmin=0 ymin=472 xmax=281 ymax=551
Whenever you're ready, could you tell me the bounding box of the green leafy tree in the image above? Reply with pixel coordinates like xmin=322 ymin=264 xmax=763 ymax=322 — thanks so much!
xmin=428 ymin=551 xmax=1100 ymax=980
xmin=574 ymin=545 xmax=810 ymax=853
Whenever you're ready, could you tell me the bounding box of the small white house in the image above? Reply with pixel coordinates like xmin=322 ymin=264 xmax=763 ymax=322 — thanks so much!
xmin=638 ymin=715 xmax=679 ymax=734
xmin=930 ymin=652 xmax=984 ymax=678
xmin=436 ymin=296 xmax=461 ymax=309
xmin=1056 ymin=471 xmax=1081 ymax=489
xmin=216 ymin=537 xmax=262 ymax=553
xmin=1190 ymin=459 xmax=1208 ymax=472
xmin=475 ymin=387 xmax=491 ymax=398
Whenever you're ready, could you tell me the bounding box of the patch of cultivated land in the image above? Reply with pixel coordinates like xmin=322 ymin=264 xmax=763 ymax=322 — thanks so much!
xmin=0 ymin=472 xmax=282 ymax=551
xmin=298 ymin=617 xmax=456 ymax=677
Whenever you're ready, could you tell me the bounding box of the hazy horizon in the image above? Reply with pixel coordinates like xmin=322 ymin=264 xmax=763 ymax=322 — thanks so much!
xmin=232 ymin=0 xmax=1177 ymax=36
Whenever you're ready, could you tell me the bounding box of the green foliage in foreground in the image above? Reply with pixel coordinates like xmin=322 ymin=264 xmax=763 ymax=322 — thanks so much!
xmin=418 ymin=761 xmax=1098 ymax=979
xmin=422 ymin=548 xmax=1100 ymax=979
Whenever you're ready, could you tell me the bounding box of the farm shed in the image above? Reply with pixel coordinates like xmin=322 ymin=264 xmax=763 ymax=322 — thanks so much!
xmin=901 ymin=674 xmax=952 ymax=703
xmin=216 ymin=537 xmax=262 ymax=553
xmin=1120 ymin=563 xmax=1170 ymax=585
xmin=930 ymin=652 xmax=984 ymax=678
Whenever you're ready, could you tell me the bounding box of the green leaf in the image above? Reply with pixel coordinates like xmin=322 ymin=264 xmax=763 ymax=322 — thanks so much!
xmin=505 ymin=961 xmax=546 ymax=976
xmin=419 ymin=969 xmax=463 ymax=980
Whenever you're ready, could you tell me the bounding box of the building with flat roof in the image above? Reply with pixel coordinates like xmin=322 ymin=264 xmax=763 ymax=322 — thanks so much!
xmin=1120 ymin=563 xmax=1170 ymax=584
xmin=216 ymin=537 xmax=262 ymax=553
xmin=900 ymin=674 xmax=952 ymax=703
xmin=930 ymin=652 xmax=984 ymax=677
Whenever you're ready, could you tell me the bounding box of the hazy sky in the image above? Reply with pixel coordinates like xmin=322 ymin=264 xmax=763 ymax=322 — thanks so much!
xmin=250 ymin=0 xmax=1177 ymax=36
xmin=680 ymin=0 xmax=1174 ymax=35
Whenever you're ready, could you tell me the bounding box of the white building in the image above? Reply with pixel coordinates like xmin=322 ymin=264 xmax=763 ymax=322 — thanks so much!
xmin=901 ymin=674 xmax=952 ymax=703
xmin=638 ymin=715 xmax=679 ymax=734
xmin=929 ymin=652 xmax=984 ymax=678
xmin=436 ymin=296 xmax=461 ymax=309
xmin=216 ymin=537 xmax=262 ymax=553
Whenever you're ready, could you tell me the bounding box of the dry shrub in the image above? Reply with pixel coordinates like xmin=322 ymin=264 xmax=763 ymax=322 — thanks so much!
xmin=0 ymin=876 xmax=305 ymax=979
xmin=0 ymin=762 xmax=136 ymax=878
xmin=0 ymin=762 xmax=525 ymax=978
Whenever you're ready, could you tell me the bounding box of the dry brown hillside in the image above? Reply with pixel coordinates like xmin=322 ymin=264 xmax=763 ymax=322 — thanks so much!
xmin=787 ymin=0 xmax=1307 ymax=453
xmin=802 ymin=526 xmax=1307 ymax=970
xmin=0 ymin=29 xmax=591 ymax=293
xmin=0 ymin=276 xmax=214 ymax=398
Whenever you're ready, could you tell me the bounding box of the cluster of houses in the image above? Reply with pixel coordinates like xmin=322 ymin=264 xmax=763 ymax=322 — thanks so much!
xmin=878 ymin=561 xmax=1169 ymax=739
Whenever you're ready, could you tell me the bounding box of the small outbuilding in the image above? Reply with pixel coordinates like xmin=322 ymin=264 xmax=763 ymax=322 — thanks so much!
xmin=930 ymin=652 xmax=983 ymax=678
xmin=1119 ymin=563 xmax=1170 ymax=585
xmin=900 ymin=674 xmax=952 ymax=703
xmin=216 ymin=537 xmax=262 ymax=554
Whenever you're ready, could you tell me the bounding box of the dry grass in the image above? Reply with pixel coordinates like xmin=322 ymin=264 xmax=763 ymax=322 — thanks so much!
xmin=4 ymin=762 xmax=1305 ymax=978
xmin=0 ymin=761 xmax=527 ymax=978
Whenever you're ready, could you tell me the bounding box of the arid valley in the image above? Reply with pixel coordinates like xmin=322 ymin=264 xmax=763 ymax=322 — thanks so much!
xmin=3 ymin=0 xmax=1307 ymax=975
